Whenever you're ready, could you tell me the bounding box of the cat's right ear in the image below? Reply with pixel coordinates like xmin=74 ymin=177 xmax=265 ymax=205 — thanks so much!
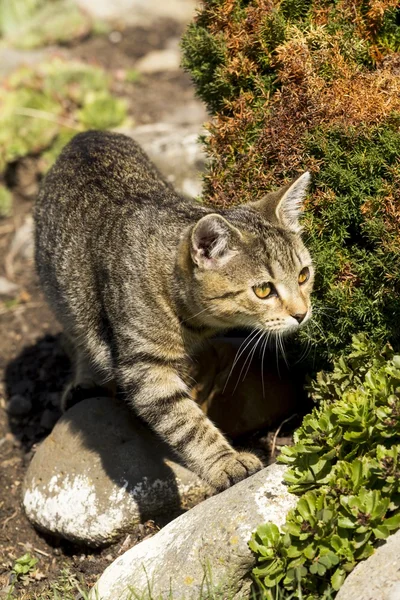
xmin=250 ymin=172 xmax=311 ymax=233
xmin=190 ymin=214 xmax=242 ymax=269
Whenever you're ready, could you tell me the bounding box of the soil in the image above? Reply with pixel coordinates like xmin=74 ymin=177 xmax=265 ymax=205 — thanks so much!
xmin=0 ymin=19 xmax=297 ymax=599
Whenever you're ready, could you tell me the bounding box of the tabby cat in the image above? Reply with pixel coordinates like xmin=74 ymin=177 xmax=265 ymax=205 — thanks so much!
xmin=34 ymin=131 xmax=314 ymax=491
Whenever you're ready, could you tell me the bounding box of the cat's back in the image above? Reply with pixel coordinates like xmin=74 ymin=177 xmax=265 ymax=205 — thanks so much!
xmin=37 ymin=130 xmax=173 ymax=213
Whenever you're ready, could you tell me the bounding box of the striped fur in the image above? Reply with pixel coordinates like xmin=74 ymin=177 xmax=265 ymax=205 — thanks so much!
xmin=34 ymin=131 xmax=313 ymax=491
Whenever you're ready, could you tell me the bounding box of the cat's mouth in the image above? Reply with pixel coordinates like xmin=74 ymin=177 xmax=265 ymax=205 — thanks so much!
xmin=265 ymin=309 xmax=312 ymax=334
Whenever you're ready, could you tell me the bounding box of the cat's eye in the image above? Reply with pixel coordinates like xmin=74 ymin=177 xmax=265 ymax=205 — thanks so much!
xmin=298 ymin=267 xmax=310 ymax=285
xmin=253 ymin=283 xmax=275 ymax=299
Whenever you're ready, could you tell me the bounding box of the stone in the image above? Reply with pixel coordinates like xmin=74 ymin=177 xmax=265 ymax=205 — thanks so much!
xmin=336 ymin=529 xmax=400 ymax=600
xmin=75 ymin=0 xmax=198 ymax=26
xmin=0 ymin=48 xmax=47 ymax=78
xmin=23 ymin=397 xmax=209 ymax=547
xmin=0 ymin=276 xmax=19 ymax=298
xmin=119 ymin=122 xmax=206 ymax=198
xmin=90 ymin=463 xmax=296 ymax=600
xmin=134 ymin=48 xmax=181 ymax=73
xmin=6 ymin=394 xmax=32 ymax=416
xmin=5 ymin=215 xmax=34 ymax=278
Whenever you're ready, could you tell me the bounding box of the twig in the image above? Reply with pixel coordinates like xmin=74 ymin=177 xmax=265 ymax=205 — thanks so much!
xmin=17 ymin=542 xmax=50 ymax=557
xmin=13 ymin=108 xmax=81 ymax=131
xmin=270 ymin=413 xmax=298 ymax=459
xmin=2 ymin=509 xmax=18 ymax=529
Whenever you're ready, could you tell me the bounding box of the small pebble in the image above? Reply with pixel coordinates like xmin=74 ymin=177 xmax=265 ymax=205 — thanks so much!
xmin=0 ymin=276 xmax=19 ymax=298
xmin=109 ymin=30 xmax=122 ymax=44
xmin=6 ymin=394 xmax=32 ymax=416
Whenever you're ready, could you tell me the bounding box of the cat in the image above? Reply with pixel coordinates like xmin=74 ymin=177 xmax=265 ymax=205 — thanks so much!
xmin=34 ymin=130 xmax=314 ymax=491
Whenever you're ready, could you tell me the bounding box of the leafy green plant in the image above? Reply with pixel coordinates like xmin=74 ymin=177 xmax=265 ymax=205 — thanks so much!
xmin=0 ymin=56 xmax=129 ymax=216
xmin=12 ymin=553 xmax=38 ymax=577
xmin=0 ymin=0 xmax=98 ymax=49
xmin=0 ymin=56 xmax=129 ymax=170
xmin=250 ymin=335 xmax=400 ymax=599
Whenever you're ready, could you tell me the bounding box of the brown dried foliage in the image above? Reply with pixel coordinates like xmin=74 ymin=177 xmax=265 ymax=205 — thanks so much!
xmin=199 ymin=0 xmax=400 ymax=208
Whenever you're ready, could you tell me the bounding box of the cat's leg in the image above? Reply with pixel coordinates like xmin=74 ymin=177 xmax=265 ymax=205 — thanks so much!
xmin=117 ymin=353 xmax=263 ymax=491
xmin=61 ymin=340 xmax=114 ymax=411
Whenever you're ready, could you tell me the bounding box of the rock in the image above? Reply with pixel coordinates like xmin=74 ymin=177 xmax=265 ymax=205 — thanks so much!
xmin=6 ymin=394 xmax=32 ymax=416
xmin=134 ymin=48 xmax=181 ymax=73
xmin=5 ymin=215 xmax=34 ymax=279
xmin=119 ymin=122 xmax=206 ymax=197
xmin=23 ymin=397 xmax=209 ymax=547
xmin=0 ymin=276 xmax=19 ymax=298
xmin=75 ymin=0 xmax=198 ymax=26
xmin=0 ymin=48 xmax=47 ymax=78
xmin=166 ymin=100 xmax=208 ymax=127
xmin=336 ymin=529 xmax=400 ymax=600
xmin=90 ymin=463 xmax=296 ymax=600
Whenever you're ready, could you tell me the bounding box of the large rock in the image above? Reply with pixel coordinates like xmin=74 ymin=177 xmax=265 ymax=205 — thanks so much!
xmin=336 ymin=529 xmax=400 ymax=600
xmin=23 ymin=398 xmax=209 ymax=547
xmin=90 ymin=463 xmax=296 ymax=600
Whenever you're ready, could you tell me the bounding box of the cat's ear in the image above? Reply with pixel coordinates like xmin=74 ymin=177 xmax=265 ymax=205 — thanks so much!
xmin=191 ymin=214 xmax=242 ymax=269
xmin=251 ymin=172 xmax=311 ymax=233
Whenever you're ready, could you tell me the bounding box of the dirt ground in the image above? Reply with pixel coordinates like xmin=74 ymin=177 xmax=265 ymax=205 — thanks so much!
xmin=0 ymin=21 xmax=298 ymax=599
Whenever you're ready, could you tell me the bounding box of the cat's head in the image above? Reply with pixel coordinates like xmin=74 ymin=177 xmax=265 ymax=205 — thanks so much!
xmin=182 ymin=172 xmax=313 ymax=334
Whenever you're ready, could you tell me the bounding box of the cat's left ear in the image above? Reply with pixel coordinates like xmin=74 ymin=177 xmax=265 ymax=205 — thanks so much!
xmin=190 ymin=214 xmax=242 ymax=269
xmin=250 ymin=172 xmax=311 ymax=233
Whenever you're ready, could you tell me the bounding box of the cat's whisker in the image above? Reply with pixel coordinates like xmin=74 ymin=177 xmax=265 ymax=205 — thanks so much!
xmin=183 ymin=306 xmax=215 ymax=322
xmin=241 ymin=329 xmax=264 ymax=383
xmin=260 ymin=332 xmax=269 ymax=399
xmin=232 ymin=329 xmax=264 ymax=394
xmin=294 ymin=336 xmax=312 ymax=364
xmin=223 ymin=328 xmax=260 ymax=393
xmin=312 ymin=306 xmax=336 ymax=323
xmin=278 ymin=332 xmax=289 ymax=368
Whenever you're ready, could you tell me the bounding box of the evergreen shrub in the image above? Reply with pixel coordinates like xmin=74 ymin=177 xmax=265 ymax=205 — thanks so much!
xmin=182 ymin=0 xmax=400 ymax=361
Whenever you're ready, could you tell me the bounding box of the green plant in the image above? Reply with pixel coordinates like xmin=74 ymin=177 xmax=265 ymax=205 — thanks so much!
xmin=0 ymin=56 xmax=129 ymax=216
xmin=0 ymin=57 xmax=128 ymax=167
xmin=0 ymin=0 xmax=96 ymax=49
xmin=12 ymin=553 xmax=38 ymax=577
xmin=182 ymin=0 xmax=400 ymax=363
xmin=250 ymin=335 xmax=400 ymax=599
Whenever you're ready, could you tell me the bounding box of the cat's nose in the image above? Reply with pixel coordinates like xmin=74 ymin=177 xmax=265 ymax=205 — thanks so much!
xmin=292 ymin=312 xmax=307 ymax=324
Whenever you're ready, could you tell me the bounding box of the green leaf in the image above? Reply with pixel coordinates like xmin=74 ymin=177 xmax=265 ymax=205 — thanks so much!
xmin=331 ymin=568 xmax=347 ymax=591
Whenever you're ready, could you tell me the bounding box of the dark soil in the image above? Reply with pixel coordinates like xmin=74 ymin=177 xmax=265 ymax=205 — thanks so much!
xmin=0 ymin=20 xmax=297 ymax=599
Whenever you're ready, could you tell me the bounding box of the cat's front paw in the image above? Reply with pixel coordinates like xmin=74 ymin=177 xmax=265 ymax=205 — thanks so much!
xmin=207 ymin=451 xmax=263 ymax=492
